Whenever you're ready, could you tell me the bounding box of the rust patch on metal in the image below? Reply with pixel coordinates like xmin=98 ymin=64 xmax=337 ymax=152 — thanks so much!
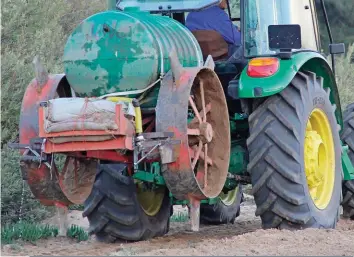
xmin=19 ymin=74 xmax=72 ymax=206
xmin=58 ymin=157 xmax=98 ymax=204
xmin=21 ymin=161 xmax=72 ymax=206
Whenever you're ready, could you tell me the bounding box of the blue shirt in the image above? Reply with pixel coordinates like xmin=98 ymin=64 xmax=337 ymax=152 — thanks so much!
xmin=185 ymin=6 xmax=241 ymax=45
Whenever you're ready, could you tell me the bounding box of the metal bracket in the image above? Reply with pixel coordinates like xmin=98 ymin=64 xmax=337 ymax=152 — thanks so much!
xmin=8 ymin=141 xmax=51 ymax=169
xmin=134 ymin=143 xmax=161 ymax=167
xmin=134 ymin=131 xmax=180 ymax=168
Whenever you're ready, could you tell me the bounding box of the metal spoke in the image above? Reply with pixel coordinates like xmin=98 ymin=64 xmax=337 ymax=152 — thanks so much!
xmin=191 ymin=140 xmax=203 ymax=169
xmin=204 ymin=144 xmax=208 ymax=187
xmin=189 ymin=96 xmax=202 ymax=124
xmin=187 ymin=128 xmax=200 ymax=136
xmin=188 ymin=103 xmax=211 ymax=127
xmin=200 ymin=81 xmax=206 ymax=122
xmin=199 ymin=149 xmax=213 ymax=165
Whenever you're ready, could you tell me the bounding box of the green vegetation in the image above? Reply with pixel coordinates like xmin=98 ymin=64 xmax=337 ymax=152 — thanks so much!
xmin=1 ymin=222 xmax=59 ymax=244
xmin=333 ymin=44 xmax=354 ymax=109
xmin=316 ymin=0 xmax=354 ymax=52
xmin=1 ymin=222 xmax=89 ymax=245
xmin=1 ymin=0 xmax=105 ymax=226
xmin=66 ymin=225 xmax=89 ymax=242
xmin=170 ymin=212 xmax=189 ymax=222
xmin=1 ymin=0 xmax=353 ymax=228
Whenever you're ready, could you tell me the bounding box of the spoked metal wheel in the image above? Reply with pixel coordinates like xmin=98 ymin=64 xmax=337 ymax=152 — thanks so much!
xmin=187 ymin=81 xmax=215 ymax=189
xmin=156 ymin=66 xmax=230 ymax=230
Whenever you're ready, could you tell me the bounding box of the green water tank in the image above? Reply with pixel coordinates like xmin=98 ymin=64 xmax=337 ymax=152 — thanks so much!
xmin=63 ymin=9 xmax=204 ymax=97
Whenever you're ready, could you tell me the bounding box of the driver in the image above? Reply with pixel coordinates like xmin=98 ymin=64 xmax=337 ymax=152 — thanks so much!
xmin=185 ymin=0 xmax=241 ymax=54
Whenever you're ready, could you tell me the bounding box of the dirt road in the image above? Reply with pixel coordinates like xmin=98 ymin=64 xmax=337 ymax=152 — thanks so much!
xmin=2 ymin=195 xmax=354 ymax=256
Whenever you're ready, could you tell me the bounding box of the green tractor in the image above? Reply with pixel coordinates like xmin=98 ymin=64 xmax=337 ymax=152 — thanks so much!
xmin=11 ymin=0 xmax=354 ymax=242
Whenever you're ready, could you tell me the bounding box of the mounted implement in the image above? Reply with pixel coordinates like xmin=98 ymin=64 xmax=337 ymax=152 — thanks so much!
xmin=10 ymin=0 xmax=354 ymax=242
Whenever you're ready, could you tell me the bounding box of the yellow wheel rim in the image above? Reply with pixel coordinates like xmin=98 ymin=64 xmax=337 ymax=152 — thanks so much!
xmin=136 ymin=182 xmax=165 ymax=216
xmin=304 ymin=108 xmax=335 ymax=210
xmin=219 ymin=186 xmax=239 ymax=206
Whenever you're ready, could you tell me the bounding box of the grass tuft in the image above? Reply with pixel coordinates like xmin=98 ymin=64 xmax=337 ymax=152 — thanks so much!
xmin=1 ymin=222 xmax=59 ymax=244
xmin=66 ymin=224 xmax=89 ymax=242
xmin=170 ymin=212 xmax=189 ymax=222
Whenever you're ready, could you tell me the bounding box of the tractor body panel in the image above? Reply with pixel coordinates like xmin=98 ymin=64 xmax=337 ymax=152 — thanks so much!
xmin=63 ymin=10 xmax=203 ymax=100
xmin=342 ymin=147 xmax=354 ymax=180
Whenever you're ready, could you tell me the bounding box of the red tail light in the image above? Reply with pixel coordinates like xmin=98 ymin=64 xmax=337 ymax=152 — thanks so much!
xmin=247 ymin=57 xmax=280 ymax=78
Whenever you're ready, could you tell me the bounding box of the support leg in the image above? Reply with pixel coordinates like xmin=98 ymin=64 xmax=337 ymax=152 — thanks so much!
xmin=189 ymin=197 xmax=200 ymax=232
xmin=54 ymin=202 xmax=69 ymax=236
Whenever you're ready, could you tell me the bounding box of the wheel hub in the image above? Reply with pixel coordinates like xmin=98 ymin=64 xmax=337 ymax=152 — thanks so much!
xmin=304 ymin=131 xmax=324 ymax=194
xmin=199 ymin=122 xmax=214 ymax=143
xmin=136 ymin=181 xmax=165 ymax=216
xmin=304 ymin=108 xmax=335 ymax=210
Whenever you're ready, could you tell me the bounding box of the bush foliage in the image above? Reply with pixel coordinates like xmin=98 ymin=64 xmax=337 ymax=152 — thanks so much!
xmin=1 ymin=0 xmax=105 ymax=225
xmin=1 ymin=0 xmax=354 ymax=226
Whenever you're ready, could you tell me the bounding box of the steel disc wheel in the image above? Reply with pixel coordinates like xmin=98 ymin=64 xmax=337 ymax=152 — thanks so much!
xmin=304 ymin=108 xmax=335 ymax=209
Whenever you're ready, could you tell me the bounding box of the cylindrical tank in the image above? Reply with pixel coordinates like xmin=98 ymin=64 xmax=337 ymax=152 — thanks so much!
xmin=63 ymin=8 xmax=203 ymax=99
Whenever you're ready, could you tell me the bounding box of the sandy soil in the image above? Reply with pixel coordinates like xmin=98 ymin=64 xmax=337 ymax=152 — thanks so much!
xmin=2 ymin=195 xmax=354 ymax=256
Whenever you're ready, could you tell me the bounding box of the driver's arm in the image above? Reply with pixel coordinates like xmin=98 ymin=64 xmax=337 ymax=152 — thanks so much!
xmin=216 ymin=10 xmax=241 ymax=45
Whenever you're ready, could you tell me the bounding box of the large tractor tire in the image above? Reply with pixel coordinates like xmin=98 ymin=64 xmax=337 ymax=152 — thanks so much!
xmin=340 ymin=103 xmax=354 ymax=219
xmin=247 ymin=71 xmax=342 ymax=229
xmin=83 ymin=163 xmax=171 ymax=242
xmin=200 ymin=184 xmax=243 ymax=225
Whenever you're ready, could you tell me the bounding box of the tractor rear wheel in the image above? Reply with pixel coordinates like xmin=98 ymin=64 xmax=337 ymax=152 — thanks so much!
xmin=340 ymin=103 xmax=354 ymax=219
xmin=247 ymin=71 xmax=342 ymax=229
xmin=83 ymin=163 xmax=171 ymax=242
xmin=200 ymin=184 xmax=243 ymax=225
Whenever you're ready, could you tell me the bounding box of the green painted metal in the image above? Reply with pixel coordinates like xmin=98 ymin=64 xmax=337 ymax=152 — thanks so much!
xmin=133 ymin=171 xmax=165 ymax=185
xmin=172 ymin=197 xmax=219 ymax=206
xmin=228 ymin=143 xmax=247 ymax=175
xmin=107 ymin=0 xmax=116 ymax=10
xmin=224 ymin=178 xmax=238 ymax=190
xmin=63 ymin=10 xmax=203 ymax=99
xmin=133 ymin=162 xmax=165 ymax=185
xmin=238 ymin=52 xmax=343 ymax=128
xmin=342 ymin=145 xmax=354 ymax=180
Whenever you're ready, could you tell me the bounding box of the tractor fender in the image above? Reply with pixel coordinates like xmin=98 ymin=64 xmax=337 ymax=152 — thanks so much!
xmin=19 ymin=74 xmax=76 ymax=207
xmin=238 ymin=51 xmax=343 ymax=127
